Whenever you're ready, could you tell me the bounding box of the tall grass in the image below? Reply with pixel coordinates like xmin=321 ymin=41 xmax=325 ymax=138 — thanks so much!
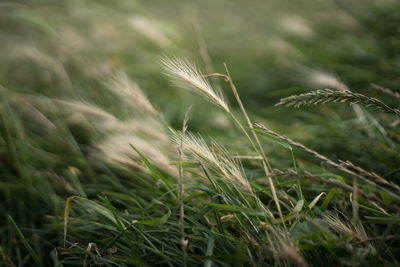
xmin=1 ymin=0 xmax=400 ymax=266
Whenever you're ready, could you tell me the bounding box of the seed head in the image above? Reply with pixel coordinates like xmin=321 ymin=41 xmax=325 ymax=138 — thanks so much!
xmin=161 ymin=57 xmax=229 ymax=113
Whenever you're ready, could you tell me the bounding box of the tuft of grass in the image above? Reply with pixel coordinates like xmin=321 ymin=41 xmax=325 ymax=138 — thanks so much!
xmin=7 ymin=215 xmax=44 ymax=267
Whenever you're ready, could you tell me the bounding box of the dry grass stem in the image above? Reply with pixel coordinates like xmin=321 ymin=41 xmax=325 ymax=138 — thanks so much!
xmin=178 ymin=106 xmax=192 ymax=256
xmin=224 ymin=64 xmax=287 ymax=233
xmin=371 ymin=83 xmax=400 ymax=101
xmin=202 ymin=73 xmax=230 ymax=82
xmin=254 ymin=123 xmax=400 ymax=202
xmin=351 ymin=177 xmax=359 ymax=267
xmin=339 ymin=160 xmax=400 ymax=192
xmin=281 ymin=244 xmax=307 ymax=267
xmin=231 ymin=155 xmax=263 ymax=160
xmin=83 ymin=242 xmax=101 ymax=267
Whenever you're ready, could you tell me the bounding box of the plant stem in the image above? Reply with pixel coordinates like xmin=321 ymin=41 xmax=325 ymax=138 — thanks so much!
xmin=178 ymin=106 xmax=192 ymax=266
xmin=223 ymin=63 xmax=289 ymax=237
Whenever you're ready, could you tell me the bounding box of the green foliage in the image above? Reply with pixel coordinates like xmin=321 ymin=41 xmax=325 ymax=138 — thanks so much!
xmin=0 ymin=0 xmax=400 ymax=266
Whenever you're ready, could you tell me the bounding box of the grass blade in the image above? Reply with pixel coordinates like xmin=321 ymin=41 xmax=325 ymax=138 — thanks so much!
xmin=7 ymin=215 xmax=44 ymax=267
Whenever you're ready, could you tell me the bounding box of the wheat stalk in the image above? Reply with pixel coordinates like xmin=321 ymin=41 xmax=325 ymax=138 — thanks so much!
xmin=276 ymin=89 xmax=400 ymax=116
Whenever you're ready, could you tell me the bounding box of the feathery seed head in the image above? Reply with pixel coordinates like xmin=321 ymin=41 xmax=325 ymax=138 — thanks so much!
xmin=105 ymin=71 xmax=157 ymax=115
xmin=170 ymin=129 xmax=219 ymax=166
xmin=161 ymin=57 xmax=230 ymax=113
xmin=308 ymin=70 xmax=348 ymax=91
xmin=129 ymin=16 xmax=172 ymax=47
xmin=170 ymin=129 xmax=253 ymax=195
xmin=53 ymin=99 xmax=118 ymax=122
xmin=323 ymin=213 xmax=367 ymax=242
xmin=280 ymin=16 xmax=314 ymax=39
xmin=98 ymin=133 xmax=176 ymax=176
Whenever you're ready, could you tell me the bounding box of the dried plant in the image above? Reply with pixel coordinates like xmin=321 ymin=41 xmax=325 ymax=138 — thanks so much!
xmin=177 ymin=106 xmax=191 ymax=258
xmin=170 ymin=130 xmax=253 ymax=195
xmin=280 ymin=243 xmax=307 ymax=267
xmin=322 ymin=213 xmax=368 ymax=243
xmin=276 ymin=89 xmax=400 ymax=116
xmin=223 ymin=64 xmax=286 ymax=232
xmin=160 ymin=57 xmax=230 ymax=113
xmin=339 ymin=160 xmax=400 ymax=192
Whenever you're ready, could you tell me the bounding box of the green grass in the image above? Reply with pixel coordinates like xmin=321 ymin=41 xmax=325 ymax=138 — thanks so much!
xmin=1 ymin=0 xmax=400 ymax=266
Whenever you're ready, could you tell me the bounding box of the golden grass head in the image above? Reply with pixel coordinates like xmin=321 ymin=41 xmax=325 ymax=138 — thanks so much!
xmin=323 ymin=212 xmax=368 ymax=242
xmin=105 ymin=71 xmax=157 ymax=115
xmin=160 ymin=57 xmax=230 ymax=113
xmin=170 ymin=129 xmax=253 ymax=195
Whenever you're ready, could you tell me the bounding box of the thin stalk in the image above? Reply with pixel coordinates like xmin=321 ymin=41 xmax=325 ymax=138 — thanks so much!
xmin=229 ymin=112 xmax=258 ymax=152
xmin=291 ymin=147 xmax=315 ymax=217
xmin=178 ymin=106 xmax=192 ymax=266
xmin=223 ymin=63 xmax=288 ymax=237
xmin=290 ymin=149 xmax=303 ymax=199
xmin=352 ymin=177 xmax=359 ymax=267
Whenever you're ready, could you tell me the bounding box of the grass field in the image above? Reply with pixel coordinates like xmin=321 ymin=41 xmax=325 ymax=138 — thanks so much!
xmin=1 ymin=0 xmax=400 ymax=266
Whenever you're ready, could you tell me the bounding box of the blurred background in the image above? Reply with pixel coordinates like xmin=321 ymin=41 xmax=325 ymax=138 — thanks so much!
xmin=2 ymin=0 xmax=399 ymax=164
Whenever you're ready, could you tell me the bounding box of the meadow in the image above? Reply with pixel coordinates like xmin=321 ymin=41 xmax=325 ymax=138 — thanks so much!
xmin=1 ymin=0 xmax=399 ymax=266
